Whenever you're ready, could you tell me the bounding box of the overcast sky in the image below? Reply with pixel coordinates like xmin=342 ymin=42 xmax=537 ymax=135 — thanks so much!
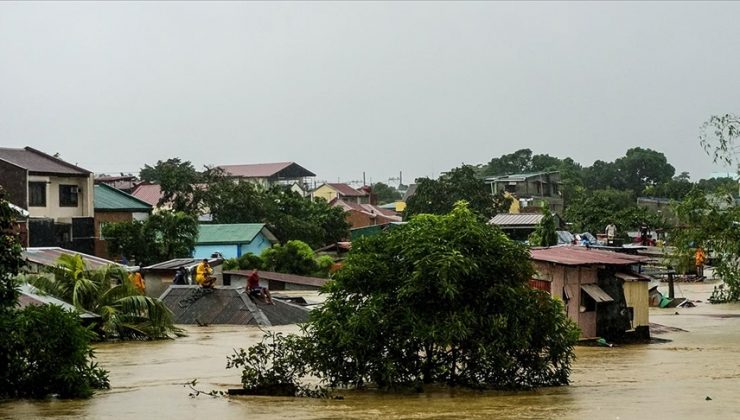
xmin=1 ymin=1 xmax=738 ymax=186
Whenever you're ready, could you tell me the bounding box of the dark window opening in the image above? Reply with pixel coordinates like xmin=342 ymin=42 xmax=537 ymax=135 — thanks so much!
xmin=59 ymin=185 xmax=79 ymax=207
xmin=29 ymin=182 xmax=46 ymax=207
xmin=580 ymin=291 xmax=596 ymax=312
xmin=505 ymin=184 xmax=517 ymax=193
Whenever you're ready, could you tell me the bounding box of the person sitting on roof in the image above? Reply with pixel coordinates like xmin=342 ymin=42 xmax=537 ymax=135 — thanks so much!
xmin=247 ymin=269 xmax=274 ymax=305
xmin=195 ymin=259 xmax=216 ymax=288
xmin=130 ymin=271 xmax=145 ymax=293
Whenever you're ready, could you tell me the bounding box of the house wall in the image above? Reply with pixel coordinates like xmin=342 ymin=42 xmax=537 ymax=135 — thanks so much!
xmin=95 ymin=211 xmax=134 ymax=259
xmin=0 ymin=161 xmax=27 ymax=208
xmin=240 ymin=233 xmax=273 ymax=256
xmin=194 ymin=244 xmax=239 ymax=259
xmin=345 ymin=209 xmax=397 ymax=230
xmin=27 ymin=174 xmax=94 ymax=220
xmin=533 ymin=262 xmax=599 ymax=338
xmin=623 ymin=281 xmax=649 ymax=329
xmin=313 ymin=184 xmax=338 ymax=203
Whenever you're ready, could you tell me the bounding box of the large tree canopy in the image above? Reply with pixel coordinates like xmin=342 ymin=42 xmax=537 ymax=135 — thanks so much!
xmin=405 ymin=165 xmax=511 ymax=219
xmin=231 ymin=202 xmax=579 ymax=394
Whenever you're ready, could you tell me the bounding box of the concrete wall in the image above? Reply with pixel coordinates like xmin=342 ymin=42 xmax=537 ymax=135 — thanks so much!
xmin=0 ymin=161 xmax=27 ymax=208
xmin=27 ymin=174 xmax=94 ymax=220
xmin=95 ymin=211 xmax=134 ymax=259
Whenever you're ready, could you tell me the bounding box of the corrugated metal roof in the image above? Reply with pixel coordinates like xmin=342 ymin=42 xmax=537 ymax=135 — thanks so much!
xmin=196 ymin=224 xmax=278 ymax=245
xmin=0 ymin=147 xmax=91 ymax=175
xmin=530 ymin=246 xmax=648 ymax=266
xmin=581 ymin=284 xmax=615 ymax=303
xmin=143 ymin=257 xmax=222 ymax=271
xmin=218 ymin=162 xmax=315 ymax=178
xmin=489 ymin=213 xmax=544 ymax=227
xmin=94 ymin=184 xmax=152 ymax=211
xmin=17 ymin=283 xmax=99 ymax=318
xmin=130 ymin=183 xmax=162 ymax=207
xmin=224 ymin=270 xmax=327 ymax=288
xmin=332 ymin=200 xmax=403 ymax=221
xmin=483 ymin=171 xmax=559 ymax=182
xmin=23 ymin=247 xmax=128 ymax=271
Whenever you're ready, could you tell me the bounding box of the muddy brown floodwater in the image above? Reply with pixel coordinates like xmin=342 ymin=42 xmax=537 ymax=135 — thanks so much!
xmin=3 ymin=282 xmax=740 ymax=419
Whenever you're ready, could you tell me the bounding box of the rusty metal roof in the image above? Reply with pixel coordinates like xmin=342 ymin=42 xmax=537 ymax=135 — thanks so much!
xmin=530 ymin=246 xmax=648 ymax=266
xmin=224 ymin=270 xmax=328 ymax=288
xmin=18 ymin=283 xmax=100 ymax=318
xmin=0 ymin=147 xmax=91 ymax=175
xmin=218 ymin=162 xmax=315 ymax=178
xmin=160 ymin=286 xmax=309 ymax=326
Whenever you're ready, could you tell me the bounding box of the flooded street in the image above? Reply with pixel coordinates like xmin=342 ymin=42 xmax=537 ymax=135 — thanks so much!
xmin=3 ymin=282 xmax=740 ymax=419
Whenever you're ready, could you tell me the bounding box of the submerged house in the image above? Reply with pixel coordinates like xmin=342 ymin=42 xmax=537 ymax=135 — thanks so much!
xmin=93 ymin=184 xmax=152 ymax=259
xmin=530 ymin=246 xmax=650 ymax=340
xmin=484 ymin=171 xmax=563 ymax=214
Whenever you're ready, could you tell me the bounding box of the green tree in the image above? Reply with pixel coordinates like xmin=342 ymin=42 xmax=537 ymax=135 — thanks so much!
xmin=699 ymin=113 xmax=740 ymax=168
xmin=371 ymin=182 xmax=402 ymax=205
xmin=406 ymin=165 xmax=511 ymax=219
xmin=529 ymin=203 xmax=558 ymax=247
xmin=26 ymin=254 xmax=182 ymax=339
xmin=644 ymin=172 xmax=694 ymax=200
xmin=614 ymin=147 xmax=675 ymax=193
xmin=0 ymin=190 xmax=109 ymax=399
xmin=261 ymin=240 xmax=319 ymax=276
xmin=140 ymin=158 xmax=204 ymax=214
xmin=231 ymin=202 xmax=579 ymax=393
xmin=103 ymin=211 xmax=198 ymax=266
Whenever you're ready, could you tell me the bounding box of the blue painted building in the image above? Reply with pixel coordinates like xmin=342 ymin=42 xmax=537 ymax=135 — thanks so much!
xmin=193 ymin=223 xmax=278 ymax=259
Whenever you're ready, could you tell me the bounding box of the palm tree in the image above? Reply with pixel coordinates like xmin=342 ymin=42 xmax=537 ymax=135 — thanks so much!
xmin=26 ymin=254 xmax=183 ymax=340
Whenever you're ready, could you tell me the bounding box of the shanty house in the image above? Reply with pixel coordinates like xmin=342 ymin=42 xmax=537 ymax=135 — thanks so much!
xmin=0 ymin=147 xmax=95 ymax=254
xmin=94 ymin=184 xmax=152 ymax=259
xmin=312 ymin=183 xmax=370 ymax=204
xmin=530 ymin=246 xmax=650 ymax=340
xmin=193 ymin=223 xmax=278 ymax=260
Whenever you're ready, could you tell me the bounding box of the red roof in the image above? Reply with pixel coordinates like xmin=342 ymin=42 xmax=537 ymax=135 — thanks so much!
xmin=218 ymin=162 xmax=315 ymax=178
xmin=224 ymin=270 xmax=327 ymax=288
xmin=326 ymin=183 xmax=368 ymax=197
xmin=131 ymin=183 xmax=162 ymax=206
xmin=530 ymin=246 xmax=648 ymax=266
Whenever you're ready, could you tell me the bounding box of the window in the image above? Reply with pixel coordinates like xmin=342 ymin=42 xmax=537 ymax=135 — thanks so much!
xmin=29 ymin=182 xmax=46 ymax=207
xmin=580 ymin=291 xmax=596 ymax=312
xmin=59 ymin=184 xmax=79 ymax=207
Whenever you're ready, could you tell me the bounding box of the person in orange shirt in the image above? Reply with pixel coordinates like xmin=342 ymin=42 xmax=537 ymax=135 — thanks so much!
xmin=130 ymin=271 xmax=145 ymax=293
xmin=695 ymin=247 xmax=706 ymax=278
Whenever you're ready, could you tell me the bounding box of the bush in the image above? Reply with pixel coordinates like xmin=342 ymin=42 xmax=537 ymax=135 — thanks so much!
xmin=0 ymin=304 xmax=110 ymax=399
xmin=261 ymin=240 xmax=318 ymax=276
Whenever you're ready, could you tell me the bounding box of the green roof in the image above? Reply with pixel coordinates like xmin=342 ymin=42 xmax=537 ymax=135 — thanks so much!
xmin=94 ymin=184 xmax=152 ymax=211
xmin=197 ymin=223 xmax=277 ymax=245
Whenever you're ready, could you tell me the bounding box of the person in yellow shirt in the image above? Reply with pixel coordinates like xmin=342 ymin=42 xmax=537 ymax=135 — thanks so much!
xmin=195 ymin=259 xmax=216 ymax=288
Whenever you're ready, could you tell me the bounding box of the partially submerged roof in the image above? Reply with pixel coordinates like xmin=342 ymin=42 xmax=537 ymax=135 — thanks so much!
xmin=160 ymin=286 xmax=309 ymax=326
xmin=94 ymin=184 xmax=152 ymax=212
xmin=224 ymin=270 xmax=328 ymax=289
xmin=0 ymin=147 xmax=91 ymax=176
xmin=489 ymin=213 xmax=544 ymax=228
xmin=196 ymin=223 xmax=278 ymax=245
xmin=530 ymin=246 xmax=648 ymax=266
xmin=23 ymin=247 xmax=129 ymax=271
xmin=17 ymin=283 xmax=100 ymax=319
xmin=218 ymin=162 xmax=315 ymax=179
xmin=332 ymin=199 xmax=403 ymax=221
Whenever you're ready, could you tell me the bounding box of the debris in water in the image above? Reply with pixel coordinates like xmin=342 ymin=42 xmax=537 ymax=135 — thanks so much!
xmin=706 ymin=396 xmax=712 ymax=401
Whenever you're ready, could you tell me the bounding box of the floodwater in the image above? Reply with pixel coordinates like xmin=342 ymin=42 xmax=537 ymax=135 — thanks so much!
xmin=3 ymin=282 xmax=740 ymax=419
